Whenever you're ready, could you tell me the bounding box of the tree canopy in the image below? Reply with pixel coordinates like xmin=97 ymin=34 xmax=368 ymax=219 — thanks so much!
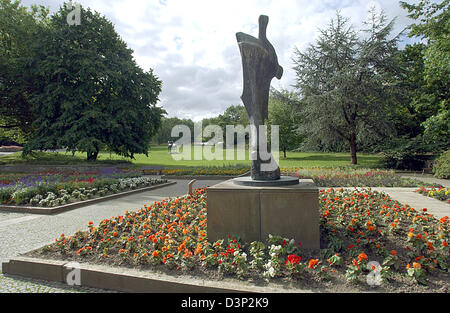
xmin=292 ymin=10 xmax=401 ymax=164
xmin=21 ymin=3 xmax=164 ymax=161
xmin=0 ymin=0 xmax=49 ymax=138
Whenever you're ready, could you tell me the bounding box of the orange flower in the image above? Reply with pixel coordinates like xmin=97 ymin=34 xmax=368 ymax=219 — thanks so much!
xmin=308 ymin=259 xmax=319 ymax=269
xmin=183 ymin=249 xmax=192 ymax=258
xmin=152 ymin=250 xmax=159 ymax=258
xmin=412 ymin=262 xmax=422 ymax=269
xmin=357 ymin=252 xmax=368 ymax=262
xmin=391 ymin=250 xmax=397 ymax=256
xmin=443 ymin=241 xmax=448 ymax=247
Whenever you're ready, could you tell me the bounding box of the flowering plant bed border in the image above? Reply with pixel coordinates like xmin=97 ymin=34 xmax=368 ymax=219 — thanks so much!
xmin=160 ymin=175 xmax=248 ymax=180
xmin=0 ymin=181 xmax=176 ymax=215
xmin=0 ymin=256 xmax=355 ymax=293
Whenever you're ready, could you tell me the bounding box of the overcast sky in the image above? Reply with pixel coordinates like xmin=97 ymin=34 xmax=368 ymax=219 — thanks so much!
xmin=20 ymin=0 xmax=422 ymax=121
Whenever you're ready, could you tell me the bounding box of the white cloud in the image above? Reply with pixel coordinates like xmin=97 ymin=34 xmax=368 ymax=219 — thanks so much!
xmin=20 ymin=0 xmax=424 ymax=121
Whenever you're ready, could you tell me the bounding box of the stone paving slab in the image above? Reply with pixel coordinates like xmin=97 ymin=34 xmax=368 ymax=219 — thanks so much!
xmin=372 ymin=187 xmax=450 ymax=220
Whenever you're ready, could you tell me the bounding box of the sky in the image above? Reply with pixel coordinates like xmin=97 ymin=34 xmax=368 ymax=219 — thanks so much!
xmin=20 ymin=0 xmax=423 ymax=121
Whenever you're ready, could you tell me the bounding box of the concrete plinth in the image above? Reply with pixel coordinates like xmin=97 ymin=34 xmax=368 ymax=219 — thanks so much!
xmin=206 ymin=179 xmax=320 ymax=249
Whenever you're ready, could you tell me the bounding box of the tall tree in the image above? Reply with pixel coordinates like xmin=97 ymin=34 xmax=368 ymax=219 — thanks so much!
xmin=0 ymin=0 xmax=49 ymax=137
xmin=23 ymin=3 xmax=164 ymax=161
xmin=400 ymin=0 xmax=449 ymax=153
xmin=293 ymin=10 xmax=401 ymax=164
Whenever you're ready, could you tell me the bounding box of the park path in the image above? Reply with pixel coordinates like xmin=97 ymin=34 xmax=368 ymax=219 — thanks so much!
xmin=371 ymin=187 xmax=450 ymax=220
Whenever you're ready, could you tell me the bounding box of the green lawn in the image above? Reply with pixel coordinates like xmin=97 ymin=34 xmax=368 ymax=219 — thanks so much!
xmin=0 ymin=145 xmax=383 ymax=169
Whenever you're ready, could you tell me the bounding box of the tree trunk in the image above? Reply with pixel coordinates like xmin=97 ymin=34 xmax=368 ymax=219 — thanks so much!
xmin=87 ymin=150 xmax=99 ymax=162
xmin=349 ymin=133 xmax=357 ymax=165
xmin=283 ymin=147 xmax=287 ymax=159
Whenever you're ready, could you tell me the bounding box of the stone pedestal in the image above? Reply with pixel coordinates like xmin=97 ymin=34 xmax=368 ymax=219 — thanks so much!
xmin=206 ymin=179 xmax=320 ymax=249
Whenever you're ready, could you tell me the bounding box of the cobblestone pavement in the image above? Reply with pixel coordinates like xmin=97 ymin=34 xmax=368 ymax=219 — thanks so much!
xmin=0 ymin=179 xmax=223 ymax=293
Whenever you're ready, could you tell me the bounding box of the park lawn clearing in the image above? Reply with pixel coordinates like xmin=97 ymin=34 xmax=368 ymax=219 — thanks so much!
xmin=27 ymin=187 xmax=450 ymax=293
xmin=0 ymin=145 xmax=383 ymax=169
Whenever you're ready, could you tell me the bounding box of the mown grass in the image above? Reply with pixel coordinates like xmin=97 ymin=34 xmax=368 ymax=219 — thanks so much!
xmin=0 ymin=145 xmax=383 ymax=169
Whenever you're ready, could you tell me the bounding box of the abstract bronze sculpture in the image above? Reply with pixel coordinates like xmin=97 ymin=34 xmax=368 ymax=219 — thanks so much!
xmin=236 ymin=15 xmax=284 ymax=181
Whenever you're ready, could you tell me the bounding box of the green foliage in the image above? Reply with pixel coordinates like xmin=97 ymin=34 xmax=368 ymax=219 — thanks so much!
xmin=0 ymin=0 xmax=49 ymax=137
xmin=292 ymin=10 xmax=401 ymax=164
xmin=0 ymin=187 xmax=13 ymax=203
xmin=399 ymin=0 xmax=449 ymax=154
xmin=11 ymin=186 xmax=38 ymax=205
xmin=22 ymin=3 xmax=164 ymax=161
xmin=268 ymin=89 xmax=303 ymax=158
xmin=422 ymin=107 xmax=449 ymax=153
xmin=381 ymin=136 xmax=434 ymax=170
xmin=153 ymin=117 xmax=195 ymax=145
xmin=433 ymin=150 xmax=450 ymax=179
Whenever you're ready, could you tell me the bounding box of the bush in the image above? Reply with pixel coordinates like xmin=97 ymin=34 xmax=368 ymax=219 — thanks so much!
xmin=381 ymin=138 xmax=433 ymax=171
xmin=11 ymin=187 xmax=39 ymax=205
xmin=433 ymin=150 xmax=450 ymax=179
xmin=0 ymin=188 xmax=13 ymax=204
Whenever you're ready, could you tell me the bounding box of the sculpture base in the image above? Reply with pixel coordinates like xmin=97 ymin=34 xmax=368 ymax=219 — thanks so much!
xmin=233 ymin=176 xmax=299 ymax=187
xmin=206 ymin=179 xmax=320 ymax=249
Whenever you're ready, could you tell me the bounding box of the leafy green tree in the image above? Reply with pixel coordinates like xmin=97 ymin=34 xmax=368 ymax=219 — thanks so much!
xmin=23 ymin=3 xmax=164 ymax=161
xmin=268 ymin=89 xmax=303 ymax=158
xmin=400 ymin=0 xmax=449 ymax=153
xmin=292 ymin=10 xmax=401 ymax=164
xmin=0 ymin=0 xmax=49 ymax=137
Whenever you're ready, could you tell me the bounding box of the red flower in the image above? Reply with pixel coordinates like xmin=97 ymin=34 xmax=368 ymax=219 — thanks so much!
xmin=285 ymin=254 xmax=301 ymax=265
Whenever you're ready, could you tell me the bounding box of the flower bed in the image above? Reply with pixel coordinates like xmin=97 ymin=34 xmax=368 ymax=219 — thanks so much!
xmin=143 ymin=166 xmax=250 ymax=176
xmin=0 ymin=175 xmax=167 ymax=207
xmin=282 ymin=168 xmax=422 ymax=187
xmin=30 ymin=187 xmax=450 ymax=292
xmin=416 ymin=186 xmax=450 ymax=204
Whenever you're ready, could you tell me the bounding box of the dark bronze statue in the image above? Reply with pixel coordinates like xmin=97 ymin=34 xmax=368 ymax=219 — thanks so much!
xmin=236 ymin=15 xmax=282 ymax=180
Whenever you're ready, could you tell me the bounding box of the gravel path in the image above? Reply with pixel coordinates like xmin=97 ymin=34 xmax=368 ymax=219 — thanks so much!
xmin=0 ymin=179 xmax=223 ymax=293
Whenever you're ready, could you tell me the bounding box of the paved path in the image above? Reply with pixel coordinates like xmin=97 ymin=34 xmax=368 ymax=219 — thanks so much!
xmin=0 ymin=179 xmax=223 ymax=293
xmin=371 ymin=187 xmax=450 ymax=220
